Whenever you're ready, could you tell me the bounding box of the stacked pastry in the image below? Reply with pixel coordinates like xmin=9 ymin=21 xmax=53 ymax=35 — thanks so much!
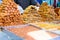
xmin=38 ymin=2 xmax=57 ymax=22
xmin=22 ymin=5 xmax=41 ymax=23
xmin=0 ymin=0 xmax=23 ymax=26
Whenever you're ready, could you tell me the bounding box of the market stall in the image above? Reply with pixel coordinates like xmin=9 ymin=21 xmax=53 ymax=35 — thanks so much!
xmin=0 ymin=0 xmax=60 ymax=40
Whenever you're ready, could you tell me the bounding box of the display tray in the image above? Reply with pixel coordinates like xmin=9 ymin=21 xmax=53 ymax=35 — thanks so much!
xmin=28 ymin=22 xmax=60 ymax=35
xmin=7 ymin=25 xmax=58 ymax=40
xmin=0 ymin=24 xmax=58 ymax=40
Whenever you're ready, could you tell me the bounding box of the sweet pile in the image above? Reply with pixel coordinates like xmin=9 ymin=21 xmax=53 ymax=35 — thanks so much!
xmin=38 ymin=2 xmax=57 ymax=22
xmin=22 ymin=2 xmax=58 ymax=23
xmin=22 ymin=5 xmax=41 ymax=23
xmin=0 ymin=0 xmax=23 ymax=26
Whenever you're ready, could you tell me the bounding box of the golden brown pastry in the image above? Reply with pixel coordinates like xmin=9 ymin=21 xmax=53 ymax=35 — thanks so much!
xmin=0 ymin=0 xmax=23 ymax=26
xmin=22 ymin=5 xmax=41 ymax=23
xmin=38 ymin=2 xmax=57 ymax=22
